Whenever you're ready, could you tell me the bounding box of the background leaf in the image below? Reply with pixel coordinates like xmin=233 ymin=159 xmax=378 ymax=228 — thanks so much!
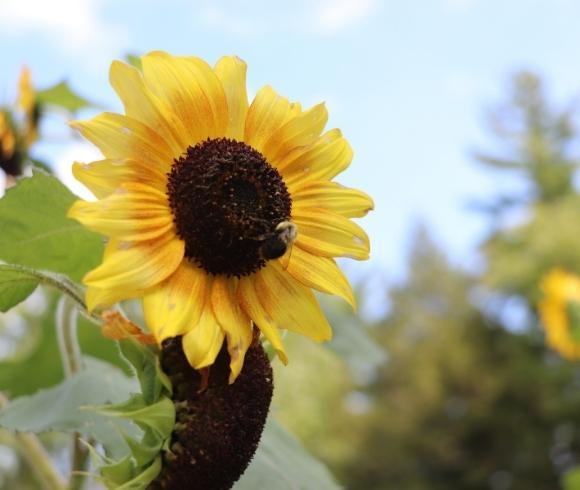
xmin=36 ymin=81 xmax=93 ymax=112
xmin=0 ymin=292 xmax=130 ymax=398
xmin=235 ymin=420 xmax=340 ymax=490
xmin=0 ymin=172 xmax=104 ymax=282
xmin=0 ymin=357 xmax=139 ymax=458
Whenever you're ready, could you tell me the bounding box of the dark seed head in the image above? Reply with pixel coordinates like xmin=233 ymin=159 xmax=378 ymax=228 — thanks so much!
xmin=149 ymin=336 xmax=274 ymax=490
xmin=167 ymin=138 xmax=292 ymax=277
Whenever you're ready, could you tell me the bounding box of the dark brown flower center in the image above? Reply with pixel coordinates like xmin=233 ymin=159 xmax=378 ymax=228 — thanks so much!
xmin=167 ymin=138 xmax=291 ymax=276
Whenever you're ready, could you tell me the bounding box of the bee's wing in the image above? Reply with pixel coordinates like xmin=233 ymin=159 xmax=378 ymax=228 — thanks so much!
xmin=278 ymin=242 xmax=294 ymax=270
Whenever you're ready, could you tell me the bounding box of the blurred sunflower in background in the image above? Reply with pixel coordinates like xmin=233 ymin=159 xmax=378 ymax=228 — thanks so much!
xmin=69 ymin=51 xmax=373 ymax=382
xmin=0 ymin=67 xmax=39 ymax=181
xmin=539 ymin=269 xmax=580 ymax=360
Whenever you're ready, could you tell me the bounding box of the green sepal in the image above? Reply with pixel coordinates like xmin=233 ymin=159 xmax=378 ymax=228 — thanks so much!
xmin=100 ymin=454 xmax=134 ymax=486
xmin=118 ymin=338 xmax=172 ymax=404
xmin=122 ymin=430 xmax=164 ymax=468
xmin=114 ymin=456 xmax=162 ymax=490
xmin=90 ymin=394 xmax=175 ymax=439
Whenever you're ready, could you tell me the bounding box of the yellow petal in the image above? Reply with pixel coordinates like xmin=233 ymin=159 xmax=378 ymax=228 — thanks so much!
xmin=143 ymin=261 xmax=210 ymax=342
xmin=262 ymin=103 xmax=328 ymax=166
xmin=254 ymin=262 xmax=332 ymax=342
xmin=141 ymin=51 xmax=228 ymax=144
xmin=214 ymin=56 xmax=248 ymax=141
xmin=280 ymin=129 xmax=352 ymax=187
xmin=71 ymin=113 xmax=173 ymax=171
xmin=286 ymin=246 xmax=356 ymax=309
xmin=68 ymin=183 xmax=173 ymax=241
xmin=292 ymin=208 xmax=370 ymax=260
xmin=244 ymin=85 xmax=294 ymax=154
xmin=182 ymin=307 xmax=225 ymax=370
xmin=211 ymin=276 xmax=253 ymax=383
xmin=291 ymin=181 xmax=374 ymax=218
xmin=83 ymin=233 xmax=184 ymax=300
xmin=72 ymin=157 xmax=167 ymax=199
xmin=109 ymin=60 xmax=189 ymax=157
xmin=86 ymin=284 xmax=149 ymax=311
xmin=237 ymin=275 xmax=288 ymax=364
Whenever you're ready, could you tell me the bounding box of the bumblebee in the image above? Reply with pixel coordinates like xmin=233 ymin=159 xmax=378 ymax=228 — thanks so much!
xmin=257 ymin=221 xmax=297 ymax=261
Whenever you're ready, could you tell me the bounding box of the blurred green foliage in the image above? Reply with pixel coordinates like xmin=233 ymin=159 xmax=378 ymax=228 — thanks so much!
xmin=274 ymin=71 xmax=580 ymax=489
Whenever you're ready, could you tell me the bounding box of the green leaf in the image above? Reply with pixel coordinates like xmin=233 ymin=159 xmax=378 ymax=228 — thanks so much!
xmin=125 ymin=54 xmax=142 ymax=71
xmin=0 ymin=172 xmax=104 ymax=282
xmin=235 ymin=420 xmax=339 ymax=490
xmin=0 ymin=267 xmax=38 ymax=312
xmin=0 ymin=357 xmax=139 ymax=459
xmin=564 ymin=468 xmax=580 ymax=490
xmin=36 ymin=81 xmax=93 ymax=112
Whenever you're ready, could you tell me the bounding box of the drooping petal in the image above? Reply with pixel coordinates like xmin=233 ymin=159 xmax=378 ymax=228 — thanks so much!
xmin=261 ymin=103 xmax=328 ymax=166
xmin=286 ymin=246 xmax=356 ymax=309
xmin=244 ymin=86 xmax=294 ymax=154
xmin=279 ymin=129 xmax=353 ymax=188
xmin=141 ymin=51 xmax=228 ymax=144
xmin=109 ymin=60 xmax=189 ymax=157
xmin=72 ymin=157 xmax=168 ymax=199
xmin=291 ymin=181 xmax=374 ymax=218
xmin=292 ymin=208 xmax=370 ymax=260
xmin=68 ymin=183 xmax=173 ymax=241
xmin=70 ymin=113 xmax=173 ymax=171
xmin=237 ymin=275 xmax=288 ymax=364
xmin=211 ymin=276 xmax=253 ymax=383
xmin=143 ymin=261 xmax=211 ymax=342
xmin=253 ymin=262 xmax=332 ymax=342
xmin=83 ymin=233 xmax=184 ymax=307
xmin=182 ymin=308 xmax=225 ymax=370
xmin=214 ymin=56 xmax=249 ymax=141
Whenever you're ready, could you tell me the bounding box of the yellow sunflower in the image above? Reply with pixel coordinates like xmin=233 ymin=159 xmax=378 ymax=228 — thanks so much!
xmin=17 ymin=66 xmax=38 ymax=147
xmin=539 ymin=269 xmax=580 ymax=360
xmin=68 ymin=51 xmax=373 ymax=382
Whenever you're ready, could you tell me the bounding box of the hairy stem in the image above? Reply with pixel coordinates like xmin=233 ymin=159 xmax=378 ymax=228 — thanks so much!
xmin=55 ymin=297 xmax=89 ymax=490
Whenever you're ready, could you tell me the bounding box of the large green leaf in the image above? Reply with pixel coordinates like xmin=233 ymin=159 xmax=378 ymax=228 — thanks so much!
xmin=235 ymin=420 xmax=339 ymax=490
xmin=0 ymin=172 xmax=104 ymax=282
xmin=0 ymin=357 xmax=139 ymax=458
xmin=36 ymin=81 xmax=93 ymax=112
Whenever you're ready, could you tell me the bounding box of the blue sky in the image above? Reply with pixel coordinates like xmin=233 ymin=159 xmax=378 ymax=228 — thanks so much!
xmin=1 ymin=0 xmax=579 ymax=284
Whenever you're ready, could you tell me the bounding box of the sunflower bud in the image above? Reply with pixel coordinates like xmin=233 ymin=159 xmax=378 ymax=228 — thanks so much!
xmin=149 ymin=336 xmax=273 ymax=490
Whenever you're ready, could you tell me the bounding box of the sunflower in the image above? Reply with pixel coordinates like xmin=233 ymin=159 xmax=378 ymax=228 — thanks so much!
xmin=68 ymin=51 xmax=373 ymax=382
xmin=539 ymin=269 xmax=580 ymax=360
xmin=17 ymin=66 xmax=39 ymax=147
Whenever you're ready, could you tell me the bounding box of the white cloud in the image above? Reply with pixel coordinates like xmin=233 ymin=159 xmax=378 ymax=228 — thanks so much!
xmin=196 ymin=0 xmax=379 ymax=37
xmin=0 ymin=0 xmax=127 ymax=59
xmin=313 ymin=0 xmax=379 ymax=34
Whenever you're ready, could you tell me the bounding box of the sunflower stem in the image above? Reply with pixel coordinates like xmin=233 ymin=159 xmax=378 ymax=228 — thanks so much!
xmin=0 ymin=393 xmax=67 ymax=490
xmin=55 ymin=297 xmax=89 ymax=490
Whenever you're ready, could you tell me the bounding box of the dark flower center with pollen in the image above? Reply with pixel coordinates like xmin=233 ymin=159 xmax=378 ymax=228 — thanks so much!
xmin=167 ymin=138 xmax=292 ymax=276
